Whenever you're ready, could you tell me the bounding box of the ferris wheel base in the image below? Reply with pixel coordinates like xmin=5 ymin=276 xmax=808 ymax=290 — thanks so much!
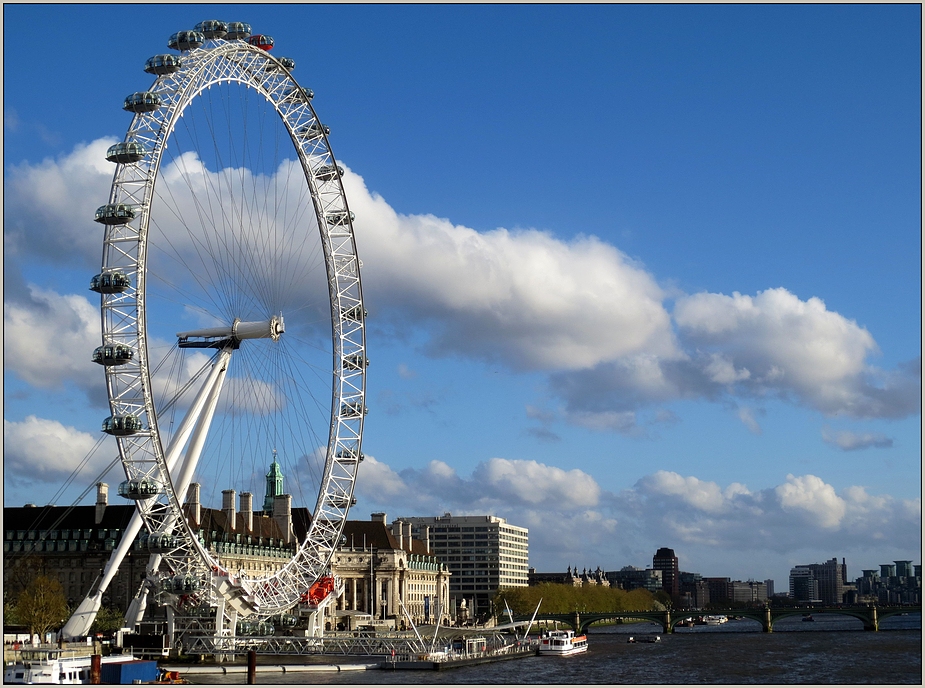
xmin=60 ymin=593 xmax=102 ymax=640
xmin=215 ymin=576 xmax=259 ymax=615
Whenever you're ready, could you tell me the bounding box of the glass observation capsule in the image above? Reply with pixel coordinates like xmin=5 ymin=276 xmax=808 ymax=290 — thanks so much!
xmin=194 ymin=19 xmax=227 ymax=38
xmin=144 ymin=54 xmax=182 ymax=75
xmin=146 ymin=532 xmax=176 ymax=553
xmin=326 ymin=210 xmax=354 ymax=227
xmin=168 ymin=30 xmax=205 ymax=51
xmin=283 ymin=85 xmax=313 ymax=101
xmin=340 ymin=402 xmax=368 ymax=418
xmin=118 ymin=478 xmax=161 ymax=499
xmin=297 ymin=122 xmax=330 ymax=141
xmin=343 ymin=354 xmax=368 ymax=370
xmin=224 ymin=22 xmax=252 ymax=40
xmin=106 ymin=141 xmax=146 ymax=164
xmin=327 ymin=495 xmax=357 ymax=509
xmin=103 ymin=415 xmax=142 ymax=436
xmin=268 ymin=56 xmax=295 ymax=71
xmin=94 ymin=204 xmax=136 ymax=225
xmin=247 ymin=34 xmax=274 ymax=51
xmin=314 ymin=164 xmax=344 ymax=182
xmin=90 ymin=271 xmax=130 ymax=294
xmin=335 ymin=447 xmax=364 ymax=461
xmin=339 ymin=305 xmax=367 ymax=322
xmin=123 ymin=92 xmax=161 ymax=113
xmin=92 ymin=343 xmax=134 ymax=366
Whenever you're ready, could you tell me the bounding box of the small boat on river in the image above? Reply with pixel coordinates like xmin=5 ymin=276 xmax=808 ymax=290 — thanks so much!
xmin=539 ymin=630 xmax=588 ymax=656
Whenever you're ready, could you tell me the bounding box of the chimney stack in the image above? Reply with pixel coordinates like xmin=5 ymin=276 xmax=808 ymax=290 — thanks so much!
xmin=222 ymin=489 xmax=237 ymax=532
xmin=186 ymin=483 xmax=201 ymax=528
xmin=274 ymin=494 xmax=293 ymax=544
xmin=404 ymin=522 xmax=412 ymax=551
xmin=371 ymin=512 xmax=387 ymax=524
xmin=391 ymin=520 xmax=404 ymax=550
xmin=424 ymin=525 xmax=431 ymax=553
xmin=240 ymin=492 xmax=253 ymax=533
xmin=95 ymin=483 xmax=108 ymax=524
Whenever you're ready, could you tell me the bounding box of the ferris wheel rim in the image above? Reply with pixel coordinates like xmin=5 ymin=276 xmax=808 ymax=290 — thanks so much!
xmin=97 ymin=33 xmax=366 ymax=617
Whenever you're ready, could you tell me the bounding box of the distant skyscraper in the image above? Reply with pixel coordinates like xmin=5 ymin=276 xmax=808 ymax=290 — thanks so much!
xmin=653 ymin=547 xmax=679 ymax=598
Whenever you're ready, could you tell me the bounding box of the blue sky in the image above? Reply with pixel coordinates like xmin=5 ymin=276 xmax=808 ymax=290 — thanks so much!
xmin=3 ymin=4 xmax=921 ymax=588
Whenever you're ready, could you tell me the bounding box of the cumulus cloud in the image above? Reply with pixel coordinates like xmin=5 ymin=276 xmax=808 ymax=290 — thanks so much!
xmin=354 ymin=457 xmax=920 ymax=573
xmin=4 ymin=137 xmax=117 ymax=269
xmin=822 ymin=426 xmax=894 ymax=451
xmin=5 ymin=138 xmax=919 ymax=435
xmin=4 ymin=285 xmax=104 ymax=398
xmin=614 ymin=470 xmax=920 ymax=556
xmin=3 ymin=416 xmax=116 ymax=486
xmin=343 ymin=171 xmax=678 ymax=371
xmin=354 ymin=455 xmax=618 ymax=566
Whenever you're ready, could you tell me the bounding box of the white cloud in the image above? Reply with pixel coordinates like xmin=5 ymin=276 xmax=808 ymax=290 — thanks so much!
xmin=822 ymin=426 xmax=893 ymax=451
xmin=343 ymin=170 xmax=678 ymax=371
xmin=737 ymin=406 xmax=763 ymax=435
xmin=4 ymin=138 xmax=117 ymax=268
xmin=355 ymin=457 xmax=920 ymax=575
xmin=3 ymin=285 xmax=103 ymax=395
xmin=775 ymin=474 xmax=846 ymax=529
xmin=3 ymin=415 xmax=115 ymax=486
xmin=4 ymin=139 xmax=918 ymax=436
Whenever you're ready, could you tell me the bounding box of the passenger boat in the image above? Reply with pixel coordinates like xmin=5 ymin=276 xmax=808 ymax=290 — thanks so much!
xmin=538 ymin=630 xmax=588 ymax=656
xmin=703 ymin=615 xmax=728 ymax=625
xmin=3 ymin=649 xmax=136 ymax=684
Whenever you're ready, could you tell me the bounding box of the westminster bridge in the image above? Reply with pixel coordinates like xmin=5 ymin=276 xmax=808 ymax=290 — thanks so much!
xmin=513 ymin=605 xmax=920 ymax=634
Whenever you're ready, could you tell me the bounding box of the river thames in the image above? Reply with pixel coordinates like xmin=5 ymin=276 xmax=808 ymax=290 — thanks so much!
xmin=192 ymin=613 xmax=921 ymax=684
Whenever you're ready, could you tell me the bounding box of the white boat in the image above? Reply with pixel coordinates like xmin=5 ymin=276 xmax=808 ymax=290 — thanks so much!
xmin=538 ymin=629 xmax=588 ymax=656
xmin=3 ymin=649 xmax=135 ymax=684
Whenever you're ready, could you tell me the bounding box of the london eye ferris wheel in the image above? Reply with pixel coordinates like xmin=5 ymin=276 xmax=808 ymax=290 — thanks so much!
xmin=91 ymin=20 xmax=367 ymax=620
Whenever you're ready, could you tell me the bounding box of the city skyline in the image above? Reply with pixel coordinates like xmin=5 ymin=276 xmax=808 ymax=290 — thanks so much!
xmin=3 ymin=4 xmax=920 ymax=587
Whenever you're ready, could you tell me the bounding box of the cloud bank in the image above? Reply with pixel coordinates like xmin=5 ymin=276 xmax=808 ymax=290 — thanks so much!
xmin=5 ymin=139 xmax=919 ymax=436
xmin=354 ymin=456 xmax=921 ymax=577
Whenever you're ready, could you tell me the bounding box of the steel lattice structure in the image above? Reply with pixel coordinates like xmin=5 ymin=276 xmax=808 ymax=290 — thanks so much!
xmin=95 ymin=23 xmax=366 ymax=621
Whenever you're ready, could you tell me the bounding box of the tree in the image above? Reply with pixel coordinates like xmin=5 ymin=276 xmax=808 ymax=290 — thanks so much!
xmin=91 ymin=607 xmax=125 ymax=636
xmin=15 ymin=575 xmax=69 ymax=639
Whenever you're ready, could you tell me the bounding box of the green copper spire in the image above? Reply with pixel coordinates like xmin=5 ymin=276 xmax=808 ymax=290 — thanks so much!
xmin=263 ymin=449 xmax=284 ymax=513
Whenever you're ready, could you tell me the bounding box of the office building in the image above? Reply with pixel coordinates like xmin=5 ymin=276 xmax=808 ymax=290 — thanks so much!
xmin=400 ymin=513 xmax=529 ymax=620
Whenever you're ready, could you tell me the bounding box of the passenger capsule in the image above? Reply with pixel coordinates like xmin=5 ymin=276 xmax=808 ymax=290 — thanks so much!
xmin=168 ymin=575 xmax=201 ymax=593
xmin=92 ymin=343 xmax=134 ymax=367
xmin=327 ymin=495 xmax=357 ymax=509
xmin=143 ymin=54 xmax=182 ymax=75
xmin=168 ymin=30 xmax=205 ymax=52
xmin=314 ymin=164 xmax=344 ymax=182
xmin=340 ymin=305 xmax=367 ymax=322
xmin=340 ymin=402 xmax=368 ymax=418
xmin=95 ymin=204 xmax=136 ymax=225
xmin=123 ymin=92 xmax=161 ymax=113
xmin=335 ymin=447 xmax=364 ymax=462
xmin=283 ymin=85 xmax=313 ymax=101
xmin=326 ymin=210 xmax=354 ymax=227
xmin=224 ymin=22 xmax=251 ymax=39
xmin=106 ymin=142 xmax=146 ymax=164
xmin=270 ymin=56 xmax=295 ymax=71
xmin=146 ymin=532 xmax=176 ymax=553
xmin=103 ymin=415 xmax=143 ymax=436
xmin=343 ymin=354 xmax=368 ymax=370
xmin=118 ymin=478 xmax=161 ymax=499
xmin=90 ymin=271 xmax=131 ymax=294
xmin=247 ymin=34 xmax=274 ymax=51
xmin=194 ymin=19 xmax=227 ymax=39
xmin=297 ymin=122 xmax=330 ymax=141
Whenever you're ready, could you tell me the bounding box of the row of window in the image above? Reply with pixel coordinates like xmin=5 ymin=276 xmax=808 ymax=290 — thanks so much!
xmin=7 ymin=529 xmax=120 ymax=540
